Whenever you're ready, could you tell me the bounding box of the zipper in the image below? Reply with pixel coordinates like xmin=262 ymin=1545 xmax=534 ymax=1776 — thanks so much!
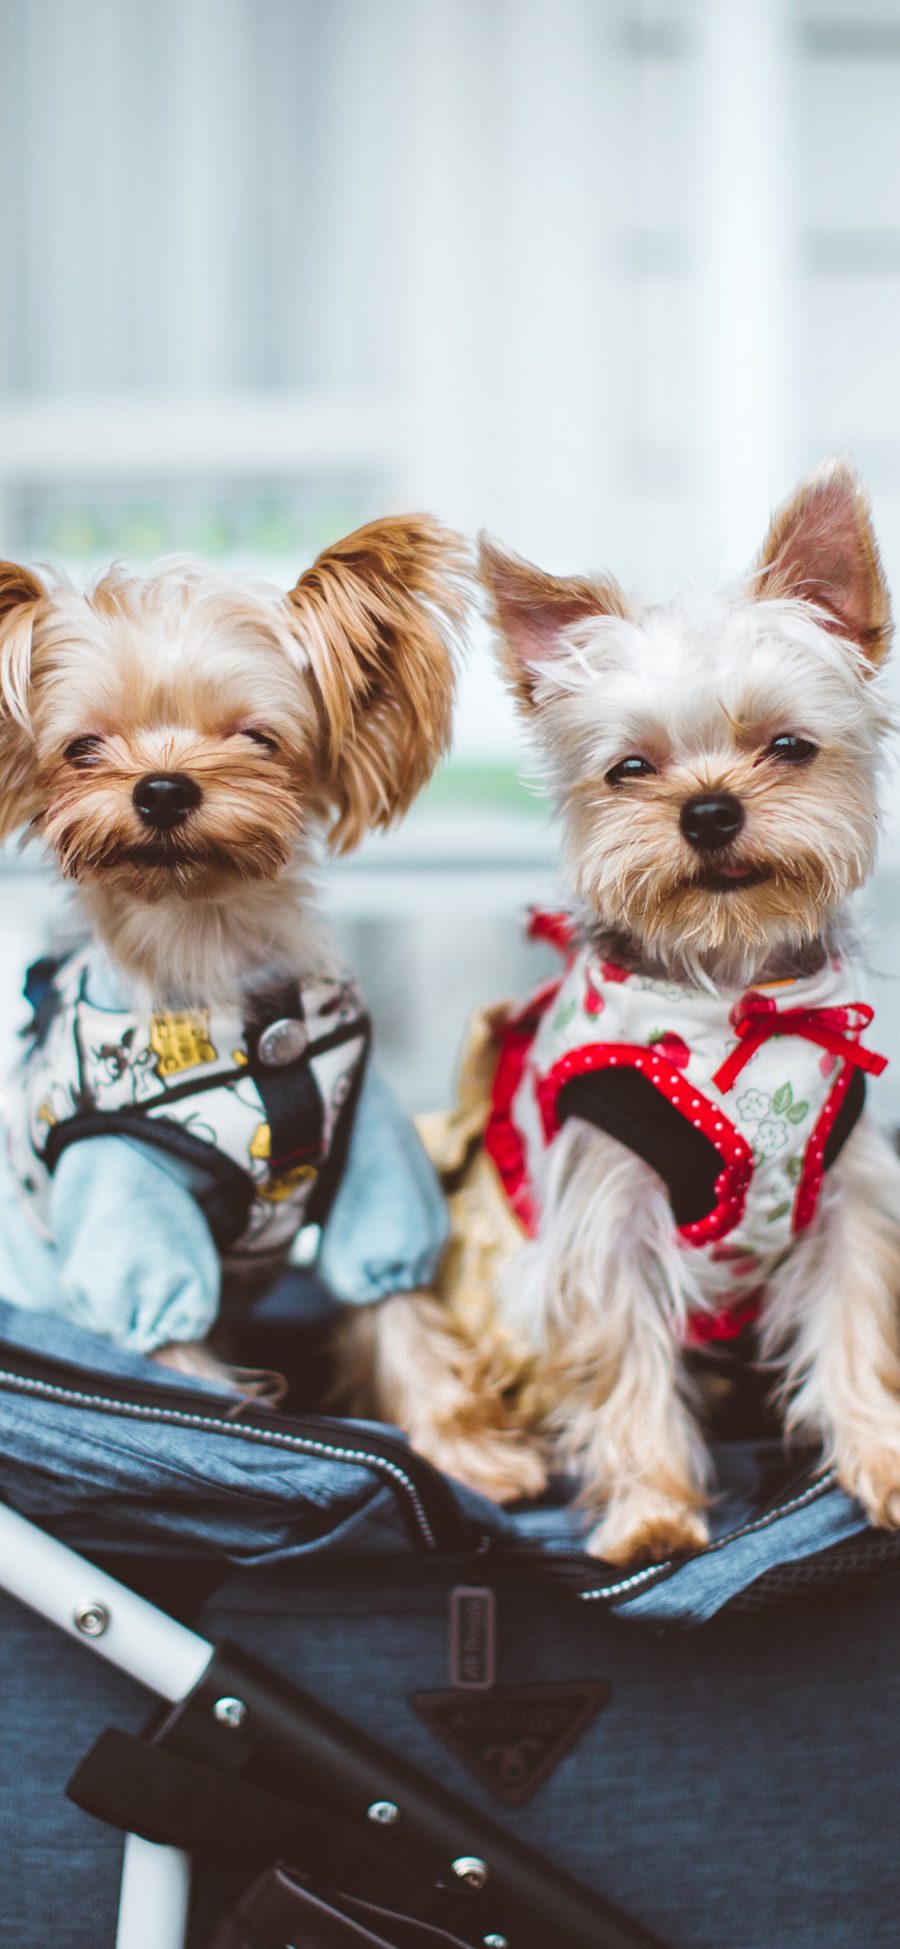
xmin=0 ymin=1343 xmax=472 ymax=1556
xmin=0 ymin=1344 xmax=840 ymax=1598
xmin=581 ymin=1467 xmax=837 ymax=1602
xmin=507 ymin=1468 xmax=837 ymax=1604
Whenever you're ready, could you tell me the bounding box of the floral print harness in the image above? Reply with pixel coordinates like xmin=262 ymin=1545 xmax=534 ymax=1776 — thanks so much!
xmin=485 ymin=915 xmax=887 ymax=1342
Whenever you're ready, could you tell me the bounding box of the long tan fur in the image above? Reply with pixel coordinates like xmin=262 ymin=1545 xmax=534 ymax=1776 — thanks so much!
xmin=291 ymin=516 xmax=469 ymax=851
xmin=372 ymin=462 xmax=900 ymax=1566
xmin=0 ymin=561 xmax=47 ymax=837
xmin=0 ymin=526 xmax=468 ymax=998
xmin=0 ymin=522 xmax=469 ymax=1394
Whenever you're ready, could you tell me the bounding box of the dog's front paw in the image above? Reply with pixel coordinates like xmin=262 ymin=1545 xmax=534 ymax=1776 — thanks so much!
xmin=835 ymin=1442 xmax=900 ymax=1528
xmin=585 ymin=1490 xmax=710 ymax=1568
xmin=412 ymin=1426 xmax=549 ymax=1505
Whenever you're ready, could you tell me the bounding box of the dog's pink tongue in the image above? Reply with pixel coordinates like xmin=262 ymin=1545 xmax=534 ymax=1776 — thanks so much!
xmin=718 ymin=863 xmax=753 ymax=879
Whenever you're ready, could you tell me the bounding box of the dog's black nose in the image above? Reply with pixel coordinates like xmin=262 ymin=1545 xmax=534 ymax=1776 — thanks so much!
xmin=680 ymin=792 xmax=745 ymax=851
xmin=132 ymin=772 xmax=202 ymax=830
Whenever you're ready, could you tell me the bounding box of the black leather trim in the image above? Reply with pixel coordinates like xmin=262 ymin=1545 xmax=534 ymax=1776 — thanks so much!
xmin=559 ymin=1062 xmax=866 ymax=1227
xmin=558 ymin=1070 xmax=728 ymax=1226
xmin=42 ymin=1110 xmax=255 ymax=1248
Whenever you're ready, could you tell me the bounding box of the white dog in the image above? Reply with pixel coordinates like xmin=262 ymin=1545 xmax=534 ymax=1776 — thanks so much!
xmin=370 ymin=464 xmax=900 ymax=1569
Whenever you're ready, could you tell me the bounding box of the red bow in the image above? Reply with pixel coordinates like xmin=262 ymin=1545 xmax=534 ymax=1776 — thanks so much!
xmin=527 ymin=908 xmax=575 ymax=954
xmin=712 ymin=990 xmax=888 ymax=1095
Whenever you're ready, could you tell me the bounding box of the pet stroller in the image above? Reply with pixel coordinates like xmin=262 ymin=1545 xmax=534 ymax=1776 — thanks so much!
xmin=1 ymin=1287 xmax=900 ymax=1949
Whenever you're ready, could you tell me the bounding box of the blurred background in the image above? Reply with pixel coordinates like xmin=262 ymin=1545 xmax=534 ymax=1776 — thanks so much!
xmin=3 ymin=0 xmax=900 ymax=1113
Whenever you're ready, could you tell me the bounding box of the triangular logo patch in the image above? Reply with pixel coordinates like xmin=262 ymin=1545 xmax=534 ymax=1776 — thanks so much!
xmin=413 ymin=1681 xmax=611 ymax=1806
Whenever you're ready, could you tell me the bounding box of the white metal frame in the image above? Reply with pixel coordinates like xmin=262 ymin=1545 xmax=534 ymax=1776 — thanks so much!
xmin=0 ymin=1500 xmax=214 ymax=1949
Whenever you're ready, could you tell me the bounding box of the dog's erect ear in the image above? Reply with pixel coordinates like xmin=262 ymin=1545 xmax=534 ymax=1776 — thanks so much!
xmin=478 ymin=536 xmax=631 ymax=708
xmin=287 ymin=516 xmax=468 ymax=853
xmin=0 ymin=562 xmax=45 ymax=837
xmin=753 ymin=461 xmax=892 ymax=667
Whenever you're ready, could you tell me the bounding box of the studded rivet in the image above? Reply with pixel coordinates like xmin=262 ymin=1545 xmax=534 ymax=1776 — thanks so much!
xmin=213 ymin=1696 xmax=248 ymax=1729
xmin=257 ymin=1017 xmax=307 ymax=1066
xmin=368 ymin=1800 xmax=400 ymax=1826
xmin=452 ymin=1856 xmax=489 ymax=1890
xmin=74 ymin=1602 xmax=109 ymax=1637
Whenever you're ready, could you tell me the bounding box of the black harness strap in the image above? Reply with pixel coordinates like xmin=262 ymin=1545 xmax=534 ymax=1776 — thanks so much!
xmin=42 ymin=1110 xmax=256 ymax=1250
xmin=29 ymin=965 xmax=371 ymax=1244
xmin=823 ymin=1065 xmax=866 ymax=1168
xmin=241 ymin=980 xmax=372 ymax=1229
xmin=244 ymin=981 xmax=326 ymax=1176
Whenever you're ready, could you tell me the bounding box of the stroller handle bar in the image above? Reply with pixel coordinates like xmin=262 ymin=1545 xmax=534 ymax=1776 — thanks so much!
xmin=0 ymin=1500 xmax=212 ymax=1698
xmin=0 ymin=1499 xmax=203 ymax=1948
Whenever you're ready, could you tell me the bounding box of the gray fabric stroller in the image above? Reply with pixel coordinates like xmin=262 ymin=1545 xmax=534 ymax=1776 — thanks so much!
xmin=2 ymin=1293 xmax=900 ymax=1948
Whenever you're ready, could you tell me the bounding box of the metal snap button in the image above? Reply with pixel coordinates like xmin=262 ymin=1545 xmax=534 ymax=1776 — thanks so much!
xmin=257 ymin=1017 xmax=307 ymax=1066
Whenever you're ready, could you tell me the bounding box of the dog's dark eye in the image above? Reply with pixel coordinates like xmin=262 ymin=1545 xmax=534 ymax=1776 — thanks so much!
xmin=605 ymin=755 xmax=658 ymax=786
xmin=765 ymin=734 xmax=819 ymax=765
xmin=63 ymin=735 xmax=103 ymax=767
xmin=241 ymin=729 xmax=279 ymax=753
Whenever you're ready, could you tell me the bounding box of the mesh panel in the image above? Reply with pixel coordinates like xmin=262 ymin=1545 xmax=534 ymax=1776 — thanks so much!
xmin=729 ymin=1528 xmax=900 ymax=1612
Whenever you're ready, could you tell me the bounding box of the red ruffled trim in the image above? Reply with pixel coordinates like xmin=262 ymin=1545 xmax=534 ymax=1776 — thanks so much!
xmin=485 ymin=1012 xmax=763 ymax=1342
xmin=793 ymin=1058 xmax=856 ymax=1232
xmin=685 ymin=1291 xmax=762 ymax=1346
xmin=484 ymin=981 xmax=561 ymax=1235
xmin=484 ymin=950 xmax=870 ymax=1349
